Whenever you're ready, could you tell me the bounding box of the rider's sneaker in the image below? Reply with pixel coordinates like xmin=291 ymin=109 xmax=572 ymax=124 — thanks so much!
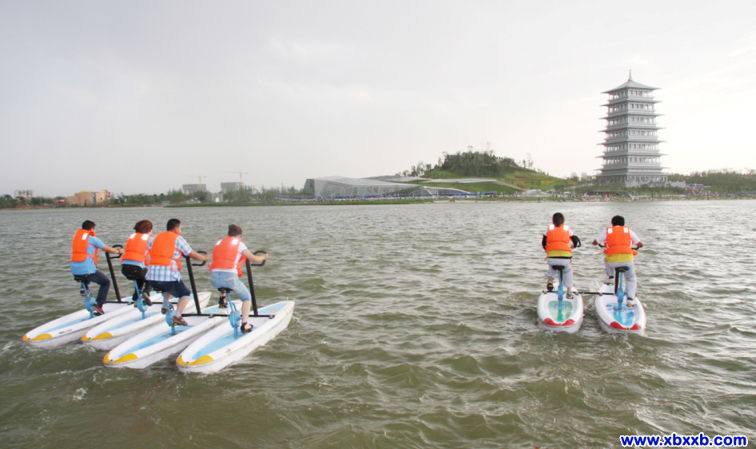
xmin=218 ymin=294 xmax=227 ymax=309
xmin=626 ymin=297 xmax=636 ymax=307
xmin=604 ymin=276 xmax=614 ymax=285
xmin=91 ymin=304 xmax=105 ymax=316
xmin=141 ymin=293 xmax=152 ymax=307
xmin=566 ymin=290 xmax=574 ymax=299
xmin=161 ymin=307 xmax=168 ymax=315
xmin=172 ymin=315 xmax=188 ymax=326
xmin=546 ymin=277 xmax=554 ymax=291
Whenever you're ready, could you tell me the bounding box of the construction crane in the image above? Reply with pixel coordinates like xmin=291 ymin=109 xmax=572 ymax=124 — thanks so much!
xmin=182 ymin=174 xmax=206 ymax=184
xmin=221 ymin=170 xmax=248 ymax=186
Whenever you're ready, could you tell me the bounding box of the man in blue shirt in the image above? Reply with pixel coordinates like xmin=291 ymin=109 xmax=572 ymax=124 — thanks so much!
xmin=70 ymin=220 xmax=123 ymax=315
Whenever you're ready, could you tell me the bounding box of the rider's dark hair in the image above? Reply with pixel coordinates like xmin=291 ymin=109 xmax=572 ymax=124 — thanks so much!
xmin=552 ymin=213 xmax=564 ymax=227
xmin=134 ymin=220 xmax=153 ymax=234
xmin=611 ymin=215 xmax=625 ymax=226
xmin=82 ymin=220 xmax=95 ymax=230
xmin=167 ymin=218 xmax=181 ymax=231
xmin=228 ymin=224 xmax=242 ymax=237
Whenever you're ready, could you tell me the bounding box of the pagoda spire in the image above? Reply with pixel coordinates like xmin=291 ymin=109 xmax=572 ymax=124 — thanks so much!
xmin=629 ymin=69 xmax=632 ymax=80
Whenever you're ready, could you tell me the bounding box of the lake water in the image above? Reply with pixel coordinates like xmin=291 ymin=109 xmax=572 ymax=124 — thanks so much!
xmin=1 ymin=200 xmax=754 ymax=448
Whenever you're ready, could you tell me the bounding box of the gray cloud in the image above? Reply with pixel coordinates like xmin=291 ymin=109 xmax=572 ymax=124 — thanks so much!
xmin=1 ymin=0 xmax=755 ymax=196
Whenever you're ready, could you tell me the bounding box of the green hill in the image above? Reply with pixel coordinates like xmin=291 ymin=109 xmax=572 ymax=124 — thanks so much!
xmin=422 ymin=167 xmax=568 ymax=192
xmin=398 ymin=149 xmax=571 ymax=192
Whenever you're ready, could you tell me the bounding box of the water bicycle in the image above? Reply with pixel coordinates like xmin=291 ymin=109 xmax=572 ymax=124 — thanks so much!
xmin=536 ymin=263 xmax=584 ymax=333
xmin=103 ymin=251 xmax=232 ymax=369
xmin=596 ymin=246 xmax=646 ymax=334
xmin=585 ymin=245 xmax=646 ymax=334
xmin=177 ymin=252 xmax=295 ymax=374
xmin=82 ymin=245 xmax=210 ymax=349
xmin=23 ymin=248 xmax=141 ymax=348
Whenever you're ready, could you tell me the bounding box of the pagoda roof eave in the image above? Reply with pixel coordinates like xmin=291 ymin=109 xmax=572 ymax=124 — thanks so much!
xmin=598 ymin=126 xmax=665 ymax=131
xmin=601 ymin=100 xmax=661 ymax=106
xmin=596 ymin=152 xmax=668 ymax=158
xmin=602 ymin=79 xmax=659 ymax=93
xmin=597 ymin=140 xmax=667 ymax=145
xmin=600 ymin=114 xmax=663 ymax=119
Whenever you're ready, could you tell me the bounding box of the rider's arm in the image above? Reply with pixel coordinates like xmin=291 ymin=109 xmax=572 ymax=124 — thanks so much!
xmin=188 ymin=250 xmax=209 ymax=261
xmin=630 ymin=230 xmax=642 ymax=248
xmin=176 ymin=236 xmax=209 ymax=261
xmin=541 ymin=235 xmax=547 ymax=250
xmin=89 ymin=235 xmax=121 ymax=255
xmin=592 ymin=230 xmax=608 ymax=246
xmin=242 ymin=250 xmax=268 ymax=264
xmin=101 ymin=245 xmax=123 ymax=255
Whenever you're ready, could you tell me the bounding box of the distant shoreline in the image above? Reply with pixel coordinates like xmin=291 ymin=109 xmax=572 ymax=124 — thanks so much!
xmin=1 ymin=195 xmax=753 ymax=211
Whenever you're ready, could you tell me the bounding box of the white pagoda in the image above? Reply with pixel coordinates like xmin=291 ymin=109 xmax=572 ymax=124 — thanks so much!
xmin=597 ymin=73 xmax=668 ymax=186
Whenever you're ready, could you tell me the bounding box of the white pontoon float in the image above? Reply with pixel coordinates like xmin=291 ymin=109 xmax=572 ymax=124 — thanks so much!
xmin=536 ymin=263 xmax=584 ymax=333
xmin=593 ymin=265 xmax=646 ymax=334
xmin=177 ymin=253 xmax=295 ymax=374
xmin=104 ymin=251 xmax=231 ymax=369
xmin=23 ymin=250 xmax=135 ymax=348
xmin=82 ymin=292 xmax=210 ymax=350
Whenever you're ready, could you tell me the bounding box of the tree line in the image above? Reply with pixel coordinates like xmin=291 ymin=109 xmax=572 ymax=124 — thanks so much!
xmin=0 ymin=195 xmax=57 ymax=208
xmin=0 ymin=184 xmax=313 ymax=209
xmin=669 ymin=169 xmax=756 ymax=193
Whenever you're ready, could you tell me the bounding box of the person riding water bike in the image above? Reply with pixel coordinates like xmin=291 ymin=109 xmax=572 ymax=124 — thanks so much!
xmin=542 ymin=212 xmax=581 ymax=299
xmin=592 ymin=215 xmax=644 ymax=305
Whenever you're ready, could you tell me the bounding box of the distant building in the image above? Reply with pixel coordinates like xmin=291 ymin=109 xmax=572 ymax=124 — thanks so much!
xmin=303 ymin=176 xmax=469 ymax=197
xmin=182 ymin=184 xmax=207 ymax=195
xmin=66 ymin=191 xmax=110 ymax=206
xmin=14 ymin=189 xmax=34 ymax=198
xmin=220 ymin=182 xmax=242 ymax=193
xmin=597 ymin=74 xmax=668 ymax=186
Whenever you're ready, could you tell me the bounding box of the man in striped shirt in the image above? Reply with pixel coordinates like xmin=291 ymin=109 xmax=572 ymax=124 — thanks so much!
xmin=146 ymin=218 xmax=209 ymax=325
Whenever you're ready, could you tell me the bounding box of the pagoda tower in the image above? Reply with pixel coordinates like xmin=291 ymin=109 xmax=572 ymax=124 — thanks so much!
xmin=597 ymin=73 xmax=668 ymax=186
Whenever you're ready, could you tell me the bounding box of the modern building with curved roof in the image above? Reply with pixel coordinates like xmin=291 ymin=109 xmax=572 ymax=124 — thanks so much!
xmin=303 ymin=176 xmax=469 ymax=197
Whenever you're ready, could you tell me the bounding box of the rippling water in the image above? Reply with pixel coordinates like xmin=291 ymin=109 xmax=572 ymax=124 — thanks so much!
xmin=1 ymin=201 xmax=754 ymax=448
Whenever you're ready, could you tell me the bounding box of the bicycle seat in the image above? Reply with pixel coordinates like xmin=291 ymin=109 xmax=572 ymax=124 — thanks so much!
xmin=552 ymin=265 xmax=566 ymax=270
xmin=616 ymin=267 xmax=630 ymax=273
xmin=73 ymin=275 xmax=88 ymax=283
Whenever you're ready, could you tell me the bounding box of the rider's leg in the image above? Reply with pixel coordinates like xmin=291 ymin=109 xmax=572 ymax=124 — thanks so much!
xmin=544 ymin=260 xmax=558 ymax=288
xmin=86 ymin=270 xmax=111 ymax=307
xmin=623 ymin=262 xmax=637 ymax=299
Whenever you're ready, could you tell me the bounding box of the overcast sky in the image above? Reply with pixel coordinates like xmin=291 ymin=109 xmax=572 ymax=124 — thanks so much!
xmin=1 ymin=0 xmax=754 ymax=196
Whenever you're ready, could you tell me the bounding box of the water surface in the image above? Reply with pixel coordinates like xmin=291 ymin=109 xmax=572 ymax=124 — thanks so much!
xmin=1 ymin=200 xmax=754 ymax=448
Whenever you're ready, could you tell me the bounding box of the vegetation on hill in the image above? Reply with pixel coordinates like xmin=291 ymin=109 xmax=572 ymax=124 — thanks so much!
xmin=397 ymin=145 xmax=568 ymax=191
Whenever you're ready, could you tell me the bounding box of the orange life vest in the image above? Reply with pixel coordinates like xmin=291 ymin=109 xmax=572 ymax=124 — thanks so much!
xmin=604 ymin=226 xmax=637 ymax=256
xmin=545 ymin=224 xmax=571 ymax=254
xmin=237 ymin=256 xmax=246 ymax=278
xmin=210 ymin=236 xmax=245 ymax=277
xmin=148 ymin=231 xmax=182 ymax=271
xmin=123 ymin=232 xmax=151 ymax=263
xmin=71 ymin=229 xmax=98 ymax=264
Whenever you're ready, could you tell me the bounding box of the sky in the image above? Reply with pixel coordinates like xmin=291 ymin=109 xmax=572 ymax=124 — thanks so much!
xmin=1 ymin=0 xmax=754 ymax=197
